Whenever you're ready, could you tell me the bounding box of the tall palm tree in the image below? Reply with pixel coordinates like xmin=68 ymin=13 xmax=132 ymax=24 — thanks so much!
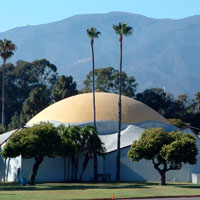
xmin=87 ymin=27 xmax=101 ymax=181
xmin=113 ymin=22 xmax=132 ymax=181
xmin=0 ymin=39 xmax=16 ymax=127
xmin=86 ymin=27 xmax=101 ymax=129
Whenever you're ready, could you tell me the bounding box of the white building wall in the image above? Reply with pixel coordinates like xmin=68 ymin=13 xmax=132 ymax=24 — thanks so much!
xmin=103 ymin=147 xmax=191 ymax=182
xmin=21 ymin=157 xmax=64 ymax=182
xmin=0 ymin=152 xmax=21 ymax=182
xmin=20 ymin=154 xmax=94 ymax=182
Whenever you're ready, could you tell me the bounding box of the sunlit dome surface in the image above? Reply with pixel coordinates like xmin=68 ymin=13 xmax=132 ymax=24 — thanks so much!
xmin=27 ymin=92 xmax=169 ymax=125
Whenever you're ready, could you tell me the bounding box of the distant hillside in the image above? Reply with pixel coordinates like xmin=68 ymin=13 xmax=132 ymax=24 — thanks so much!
xmin=0 ymin=12 xmax=200 ymax=97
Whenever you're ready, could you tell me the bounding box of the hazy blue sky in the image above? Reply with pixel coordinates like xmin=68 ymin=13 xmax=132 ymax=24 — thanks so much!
xmin=1 ymin=0 xmax=200 ymax=32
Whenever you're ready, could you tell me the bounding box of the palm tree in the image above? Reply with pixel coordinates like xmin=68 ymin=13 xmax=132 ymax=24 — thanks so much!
xmin=86 ymin=27 xmax=101 ymax=129
xmin=87 ymin=27 xmax=101 ymax=181
xmin=113 ymin=22 xmax=132 ymax=181
xmin=79 ymin=125 xmax=105 ymax=181
xmin=0 ymin=39 xmax=16 ymax=127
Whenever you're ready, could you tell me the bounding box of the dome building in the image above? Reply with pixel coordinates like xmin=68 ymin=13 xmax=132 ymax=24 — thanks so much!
xmin=0 ymin=92 xmax=200 ymax=183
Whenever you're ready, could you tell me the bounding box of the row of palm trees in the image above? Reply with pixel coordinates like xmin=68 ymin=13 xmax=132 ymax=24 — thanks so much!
xmin=87 ymin=22 xmax=133 ymax=181
xmin=57 ymin=124 xmax=105 ymax=181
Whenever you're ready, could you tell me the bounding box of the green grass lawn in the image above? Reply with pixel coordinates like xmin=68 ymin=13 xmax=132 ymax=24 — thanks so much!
xmin=0 ymin=182 xmax=200 ymax=200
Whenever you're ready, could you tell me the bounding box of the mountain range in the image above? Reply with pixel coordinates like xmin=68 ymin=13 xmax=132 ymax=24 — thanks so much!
xmin=0 ymin=12 xmax=200 ymax=97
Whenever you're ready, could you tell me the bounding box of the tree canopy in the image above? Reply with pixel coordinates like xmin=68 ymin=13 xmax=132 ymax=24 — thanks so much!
xmin=82 ymin=67 xmax=137 ymax=98
xmin=128 ymin=128 xmax=198 ymax=185
xmin=51 ymin=75 xmax=78 ymax=102
xmin=1 ymin=123 xmax=61 ymax=185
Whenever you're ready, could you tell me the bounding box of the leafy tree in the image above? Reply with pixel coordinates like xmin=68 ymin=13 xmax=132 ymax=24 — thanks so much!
xmin=20 ymin=86 xmax=51 ymax=124
xmin=0 ymin=39 xmax=16 ymax=127
xmin=136 ymin=88 xmax=186 ymax=119
xmin=82 ymin=67 xmax=137 ymax=98
xmin=1 ymin=123 xmax=61 ymax=185
xmin=194 ymin=92 xmax=200 ymax=112
xmin=51 ymin=75 xmax=78 ymax=102
xmin=113 ymin=22 xmax=133 ymax=181
xmin=168 ymin=118 xmax=186 ymax=128
xmin=87 ymin=27 xmax=101 ymax=181
xmin=0 ymin=124 xmax=6 ymax=134
xmin=7 ymin=112 xmax=22 ymax=130
xmin=128 ymin=128 xmax=198 ymax=185
xmin=178 ymin=94 xmax=188 ymax=105
xmin=0 ymin=59 xmax=58 ymax=127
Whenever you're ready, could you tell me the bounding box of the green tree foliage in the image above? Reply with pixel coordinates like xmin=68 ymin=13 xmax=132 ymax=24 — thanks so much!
xmin=0 ymin=59 xmax=58 ymax=127
xmin=0 ymin=124 xmax=6 ymax=134
xmin=193 ymin=92 xmax=200 ymax=112
xmin=136 ymin=88 xmax=185 ymax=118
xmin=7 ymin=112 xmax=21 ymax=131
xmin=82 ymin=67 xmax=137 ymax=98
xmin=20 ymin=86 xmax=51 ymax=124
xmin=1 ymin=123 xmax=61 ymax=185
xmin=167 ymin=118 xmax=186 ymax=128
xmin=128 ymin=128 xmax=198 ymax=185
xmin=51 ymin=75 xmax=78 ymax=102
xmin=0 ymin=39 xmax=16 ymax=127
xmin=113 ymin=22 xmax=133 ymax=181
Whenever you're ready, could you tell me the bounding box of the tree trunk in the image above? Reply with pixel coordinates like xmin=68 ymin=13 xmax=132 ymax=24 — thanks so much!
xmin=67 ymin=157 xmax=71 ymax=182
xmin=29 ymin=156 xmax=43 ymax=185
xmin=91 ymin=40 xmax=96 ymax=129
xmin=1 ymin=59 xmax=6 ymax=127
xmin=116 ymin=36 xmax=123 ymax=182
xmin=71 ymin=156 xmax=74 ymax=181
xmin=74 ymin=156 xmax=79 ymax=181
xmin=160 ymin=171 xmax=166 ymax=185
xmin=93 ymin=152 xmax=98 ymax=181
xmin=91 ymin=39 xmax=98 ymax=181
xmin=79 ymin=152 xmax=90 ymax=181
xmin=63 ymin=158 xmax=66 ymax=182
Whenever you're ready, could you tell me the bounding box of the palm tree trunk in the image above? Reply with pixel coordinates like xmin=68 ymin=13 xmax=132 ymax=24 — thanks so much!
xmin=79 ymin=152 xmax=90 ymax=181
xmin=116 ymin=36 xmax=123 ymax=182
xmin=1 ymin=59 xmax=5 ymax=127
xmin=63 ymin=158 xmax=66 ymax=182
xmin=91 ymin=40 xmax=96 ymax=129
xmin=67 ymin=157 xmax=71 ymax=182
xmin=91 ymin=39 xmax=98 ymax=181
xmin=93 ymin=152 xmax=98 ymax=181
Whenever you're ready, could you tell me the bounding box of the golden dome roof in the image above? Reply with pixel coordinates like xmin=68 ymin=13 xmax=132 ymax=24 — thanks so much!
xmin=27 ymin=92 xmax=169 ymax=125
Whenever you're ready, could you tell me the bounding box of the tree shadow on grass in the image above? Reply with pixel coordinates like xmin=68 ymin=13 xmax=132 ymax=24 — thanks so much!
xmin=0 ymin=182 xmax=150 ymax=191
xmin=171 ymin=184 xmax=200 ymax=189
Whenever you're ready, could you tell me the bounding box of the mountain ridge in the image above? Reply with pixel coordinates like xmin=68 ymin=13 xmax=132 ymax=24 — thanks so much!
xmin=0 ymin=12 xmax=200 ymax=97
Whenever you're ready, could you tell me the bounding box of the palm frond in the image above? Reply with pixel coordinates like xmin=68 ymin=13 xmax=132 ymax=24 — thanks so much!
xmin=113 ymin=22 xmax=133 ymax=36
xmin=87 ymin=27 xmax=101 ymax=39
xmin=0 ymin=38 xmax=16 ymax=60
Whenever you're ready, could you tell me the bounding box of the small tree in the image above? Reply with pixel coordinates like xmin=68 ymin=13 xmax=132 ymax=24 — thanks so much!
xmin=1 ymin=123 xmax=61 ymax=185
xmin=128 ymin=127 xmax=198 ymax=185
